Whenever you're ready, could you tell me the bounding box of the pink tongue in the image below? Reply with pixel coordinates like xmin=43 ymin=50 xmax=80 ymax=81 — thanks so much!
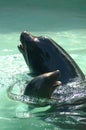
xmin=53 ymin=81 xmax=61 ymax=86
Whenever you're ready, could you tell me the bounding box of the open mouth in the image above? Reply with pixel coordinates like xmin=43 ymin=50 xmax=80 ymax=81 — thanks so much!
xmin=50 ymin=79 xmax=61 ymax=96
xmin=18 ymin=43 xmax=24 ymax=49
xmin=47 ymin=70 xmax=61 ymax=87
xmin=17 ymin=43 xmax=24 ymax=52
xmin=53 ymin=80 xmax=61 ymax=87
xmin=18 ymin=31 xmax=29 ymax=49
xmin=18 ymin=31 xmax=35 ymax=50
xmin=47 ymin=70 xmax=61 ymax=97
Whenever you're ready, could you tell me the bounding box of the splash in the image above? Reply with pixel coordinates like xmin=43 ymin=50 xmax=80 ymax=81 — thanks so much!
xmin=7 ymin=76 xmax=86 ymax=110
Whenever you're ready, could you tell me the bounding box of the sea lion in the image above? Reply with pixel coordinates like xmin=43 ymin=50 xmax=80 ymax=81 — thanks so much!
xmin=7 ymin=31 xmax=85 ymax=106
xmin=18 ymin=31 xmax=85 ymax=84
xmin=7 ymin=70 xmax=61 ymax=106
xmin=24 ymin=70 xmax=61 ymax=98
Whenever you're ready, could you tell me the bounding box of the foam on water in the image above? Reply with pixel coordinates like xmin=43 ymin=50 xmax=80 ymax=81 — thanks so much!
xmin=0 ymin=54 xmax=29 ymax=87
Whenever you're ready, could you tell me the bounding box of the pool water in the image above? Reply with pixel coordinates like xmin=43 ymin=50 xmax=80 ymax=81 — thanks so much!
xmin=0 ymin=0 xmax=86 ymax=130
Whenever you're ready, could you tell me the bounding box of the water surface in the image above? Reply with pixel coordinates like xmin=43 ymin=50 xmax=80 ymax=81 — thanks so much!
xmin=0 ymin=0 xmax=86 ymax=130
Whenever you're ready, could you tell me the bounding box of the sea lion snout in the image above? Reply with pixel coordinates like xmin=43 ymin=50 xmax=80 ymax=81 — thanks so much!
xmin=20 ymin=31 xmax=33 ymax=44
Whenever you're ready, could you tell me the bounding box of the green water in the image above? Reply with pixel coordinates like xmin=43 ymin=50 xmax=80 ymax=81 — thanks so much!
xmin=0 ymin=0 xmax=86 ymax=130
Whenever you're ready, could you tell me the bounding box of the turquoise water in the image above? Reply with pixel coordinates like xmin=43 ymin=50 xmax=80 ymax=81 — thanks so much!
xmin=0 ymin=0 xmax=86 ymax=130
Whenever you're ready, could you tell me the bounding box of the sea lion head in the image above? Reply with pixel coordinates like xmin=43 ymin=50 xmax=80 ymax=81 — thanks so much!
xmin=24 ymin=70 xmax=61 ymax=98
xmin=18 ymin=31 xmax=56 ymax=75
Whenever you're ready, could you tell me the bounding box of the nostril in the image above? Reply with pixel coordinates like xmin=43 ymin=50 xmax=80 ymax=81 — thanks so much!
xmin=20 ymin=31 xmax=28 ymax=37
xmin=23 ymin=31 xmax=27 ymax=33
xmin=20 ymin=32 xmax=28 ymax=43
xmin=20 ymin=31 xmax=33 ymax=42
